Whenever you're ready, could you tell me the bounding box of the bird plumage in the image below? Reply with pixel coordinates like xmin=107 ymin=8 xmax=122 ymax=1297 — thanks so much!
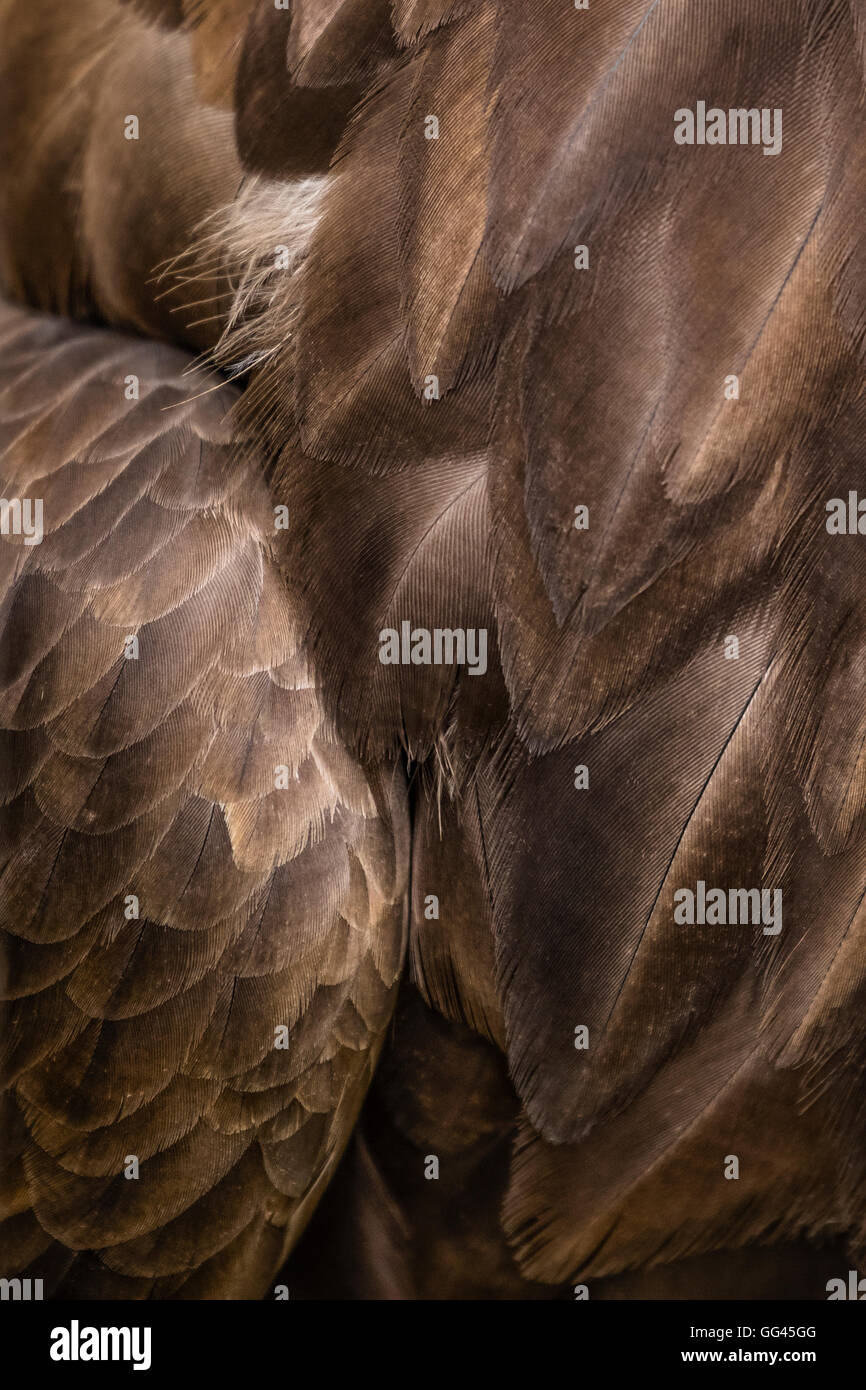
xmin=0 ymin=0 xmax=864 ymax=1298
xmin=0 ymin=302 xmax=407 ymax=1295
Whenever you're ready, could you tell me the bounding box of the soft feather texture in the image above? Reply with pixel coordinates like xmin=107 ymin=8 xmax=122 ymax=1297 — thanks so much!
xmin=1 ymin=0 xmax=865 ymax=1299
xmin=0 ymin=0 xmax=242 ymax=350
xmin=0 ymin=302 xmax=408 ymax=1296
xmin=250 ymin=0 xmax=866 ymax=1287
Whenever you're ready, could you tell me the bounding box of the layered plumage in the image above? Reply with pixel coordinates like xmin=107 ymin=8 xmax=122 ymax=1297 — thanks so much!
xmin=1 ymin=0 xmax=865 ymax=1298
xmin=0 ymin=304 xmax=407 ymax=1295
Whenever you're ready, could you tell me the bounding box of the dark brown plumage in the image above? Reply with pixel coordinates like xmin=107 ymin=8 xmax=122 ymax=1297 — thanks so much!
xmin=0 ymin=303 xmax=407 ymax=1295
xmin=0 ymin=0 xmax=864 ymax=1299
